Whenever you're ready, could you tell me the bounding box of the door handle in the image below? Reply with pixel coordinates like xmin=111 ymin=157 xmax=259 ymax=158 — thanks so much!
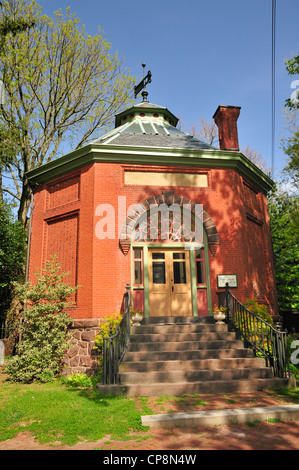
xmin=172 ymin=286 xmax=174 ymax=292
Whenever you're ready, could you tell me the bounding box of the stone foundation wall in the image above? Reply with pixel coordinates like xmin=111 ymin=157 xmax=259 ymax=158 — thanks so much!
xmin=63 ymin=318 xmax=102 ymax=376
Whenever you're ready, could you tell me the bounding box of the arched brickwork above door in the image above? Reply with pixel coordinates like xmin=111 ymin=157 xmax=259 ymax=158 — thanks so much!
xmin=119 ymin=191 xmax=219 ymax=256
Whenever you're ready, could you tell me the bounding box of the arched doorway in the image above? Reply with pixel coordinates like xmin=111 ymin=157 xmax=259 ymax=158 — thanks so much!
xmin=120 ymin=192 xmax=218 ymax=317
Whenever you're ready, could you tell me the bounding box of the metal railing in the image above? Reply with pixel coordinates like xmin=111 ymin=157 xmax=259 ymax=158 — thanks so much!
xmin=102 ymin=283 xmax=131 ymax=385
xmin=220 ymin=284 xmax=290 ymax=379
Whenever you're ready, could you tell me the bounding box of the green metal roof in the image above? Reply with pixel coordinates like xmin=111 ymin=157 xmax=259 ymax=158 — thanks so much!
xmin=92 ymin=101 xmax=216 ymax=151
xmin=25 ymin=100 xmax=275 ymax=194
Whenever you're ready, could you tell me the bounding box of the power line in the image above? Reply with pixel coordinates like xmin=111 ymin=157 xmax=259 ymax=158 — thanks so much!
xmin=272 ymin=0 xmax=276 ymax=178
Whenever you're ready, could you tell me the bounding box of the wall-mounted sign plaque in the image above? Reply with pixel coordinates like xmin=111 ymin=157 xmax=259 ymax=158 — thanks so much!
xmin=217 ymin=274 xmax=238 ymax=288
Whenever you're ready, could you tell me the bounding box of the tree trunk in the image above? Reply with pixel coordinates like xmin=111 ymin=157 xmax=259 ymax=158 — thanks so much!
xmin=18 ymin=178 xmax=32 ymax=230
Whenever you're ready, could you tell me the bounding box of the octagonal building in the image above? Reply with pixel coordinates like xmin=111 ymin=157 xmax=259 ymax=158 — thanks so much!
xmin=26 ymin=98 xmax=278 ymax=329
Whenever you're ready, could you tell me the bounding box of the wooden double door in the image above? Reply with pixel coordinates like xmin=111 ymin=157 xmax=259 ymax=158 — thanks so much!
xmin=148 ymin=249 xmax=192 ymax=316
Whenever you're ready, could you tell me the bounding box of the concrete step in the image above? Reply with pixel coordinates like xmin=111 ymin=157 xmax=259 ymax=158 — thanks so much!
xmin=140 ymin=316 xmax=214 ymax=325
xmin=123 ymin=348 xmax=255 ymax=362
xmin=131 ymin=323 xmax=227 ymax=335
xmin=127 ymin=339 xmax=245 ymax=352
xmin=119 ymin=357 xmax=267 ymax=372
xmin=141 ymin=404 xmax=299 ymax=428
xmin=98 ymin=377 xmax=289 ymax=397
xmin=129 ymin=331 xmax=237 ymax=343
xmin=97 ymin=315 xmax=292 ymax=397
xmin=119 ymin=367 xmax=273 ymax=384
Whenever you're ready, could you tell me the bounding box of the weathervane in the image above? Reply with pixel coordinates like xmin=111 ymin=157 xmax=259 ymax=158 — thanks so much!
xmin=134 ymin=63 xmax=152 ymax=101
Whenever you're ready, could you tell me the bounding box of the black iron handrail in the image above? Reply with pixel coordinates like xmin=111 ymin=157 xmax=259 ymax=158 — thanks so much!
xmin=220 ymin=284 xmax=290 ymax=378
xmin=102 ymin=283 xmax=131 ymax=385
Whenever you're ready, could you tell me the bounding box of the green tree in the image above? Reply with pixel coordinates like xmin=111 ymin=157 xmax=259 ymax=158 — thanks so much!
xmin=0 ymin=201 xmax=26 ymax=326
xmin=267 ymin=53 xmax=299 ymax=316
xmin=0 ymin=0 xmax=134 ymax=227
xmin=268 ymin=187 xmax=299 ymax=312
xmin=282 ymin=125 xmax=299 ymax=191
xmin=282 ymin=53 xmax=299 ymax=191
xmin=0 ymin=0 xmax=35 ymax=199
xmin=285 ymin=54 xmax=299 ymax=111
xmin=6 ymin=256 xmax=78 ymax=383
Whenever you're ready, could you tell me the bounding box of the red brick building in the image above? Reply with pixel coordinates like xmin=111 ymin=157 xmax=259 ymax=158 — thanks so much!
xmin=26 ymin=99 xmax=278 ymax=327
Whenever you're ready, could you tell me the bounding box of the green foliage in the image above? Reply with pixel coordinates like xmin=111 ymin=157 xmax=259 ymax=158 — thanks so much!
xmin=285 ymin=54 xmax=299 ymax=111
xmin=0 ymin=126 xmax=20 ymax=169
xmin=283 ymin=129 xmax=299 ymax=190
xmin=232 ymin=299 xmax=274 ymax=357
xmin=0 ymin=0 xmax=134 ymax=225
xmin=93 ymin=310 xmax=136 ymax=381
xmin=94 ymin=312 xmax=123 ymax=353
xmin=60 ymin=373 xmax=95 ymax=389
xmin=0 ymin=2 xmax=35 ymax=169
xmin=0 ymin=201 xmax=26 ymax=323
xmin=276 ymin=53 xmax=299 ymax=308
xmin=93 ymin=312 xmax=123 ymax=381
xmin=244 ymin=298 xmax=273 ymax=324
xmin=283 ymin=53 xmax=299 ymax=190
xmin=94 ymin=309 xmax=141 ymax=354
xmin=5 ymin=256 xmax=78 ymax=383
xmin=0 ymin=10 xmax=35 ymax=44
xmin=268 ymin=188 xmax=299 ymax=310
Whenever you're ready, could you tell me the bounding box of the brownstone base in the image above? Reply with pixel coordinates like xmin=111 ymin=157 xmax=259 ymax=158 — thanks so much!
xmin=63 ymin=318 xmax=103 ymax=376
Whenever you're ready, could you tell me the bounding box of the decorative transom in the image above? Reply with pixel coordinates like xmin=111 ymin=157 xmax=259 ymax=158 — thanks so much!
xmin=119 ymin=191 xmax=219 ymax=255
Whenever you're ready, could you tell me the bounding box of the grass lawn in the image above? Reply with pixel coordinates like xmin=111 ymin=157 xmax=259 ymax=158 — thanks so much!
xmin=0 ymin=371 xmax=152 ymax=447
xmin=1 ymin=368 xmax=299 ymax=449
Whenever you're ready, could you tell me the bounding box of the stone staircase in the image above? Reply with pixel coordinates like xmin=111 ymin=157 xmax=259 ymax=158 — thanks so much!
xmin=117 ymin=316 xmax=289 ymax=396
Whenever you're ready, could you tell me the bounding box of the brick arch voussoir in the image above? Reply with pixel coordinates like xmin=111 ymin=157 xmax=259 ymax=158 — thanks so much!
xmin=119 ymin=191 xmax=219 ymax=255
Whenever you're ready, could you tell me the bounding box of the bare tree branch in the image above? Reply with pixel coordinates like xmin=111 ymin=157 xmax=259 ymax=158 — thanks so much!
xmin=3 ymin=186 xmax=20 ymax=200
xmin=0 ymin=1 xmax=134 ymax=225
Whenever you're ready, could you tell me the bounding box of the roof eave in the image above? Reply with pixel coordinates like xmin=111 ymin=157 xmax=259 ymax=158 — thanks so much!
xmin=26 ymin=144 xmax=274 ymax=194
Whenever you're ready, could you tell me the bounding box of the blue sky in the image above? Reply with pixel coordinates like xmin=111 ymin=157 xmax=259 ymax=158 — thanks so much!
xmin=33 ymin=0 xmax=299 ymax=178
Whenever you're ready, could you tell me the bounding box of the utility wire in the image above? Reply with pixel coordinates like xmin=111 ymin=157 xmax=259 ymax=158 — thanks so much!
xmin=272 ymin=0 xmax=276 ymax=178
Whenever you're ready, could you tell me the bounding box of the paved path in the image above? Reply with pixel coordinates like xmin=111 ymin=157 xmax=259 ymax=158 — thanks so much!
xmin=1 ymin=420 xmax=299 ymax=450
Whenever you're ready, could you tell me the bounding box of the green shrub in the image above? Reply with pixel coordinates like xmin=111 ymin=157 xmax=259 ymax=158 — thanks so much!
xmin=94 ymin=313 xmax=123 ymax=353
xmin=92 ymin=310 xmax=138 ymax=381
xmin=61 ymin=373 xmax=95 ymax=388
xmin=5 ymin=256 xmax=78 ymax=383
xmin=244 ymin=298 xmax=273 ymax=324
xmin=0 ymin=201 xmax=26 ymax=325
xmin=93 ymin=308 xmax=139 ymax=355
xmin=92 ymin=313 xmax=123 ymax=380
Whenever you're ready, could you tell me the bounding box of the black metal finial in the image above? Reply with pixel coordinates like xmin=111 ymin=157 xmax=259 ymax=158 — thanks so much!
xmin=134 ymin=63 xmax=152 ymax=101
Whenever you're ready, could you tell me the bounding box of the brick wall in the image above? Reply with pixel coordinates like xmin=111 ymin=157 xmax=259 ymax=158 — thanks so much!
xmin=45 ymin=212 xmax=79 ymax=303
xmin=28 ymin=161 xmax=279 ymax=321
xmin=28 ymin=166 xmax=94 ymax=318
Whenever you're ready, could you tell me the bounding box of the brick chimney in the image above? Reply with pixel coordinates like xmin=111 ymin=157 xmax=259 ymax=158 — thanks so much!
xmin=213 ymin=105 xmax=241 ymax=151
